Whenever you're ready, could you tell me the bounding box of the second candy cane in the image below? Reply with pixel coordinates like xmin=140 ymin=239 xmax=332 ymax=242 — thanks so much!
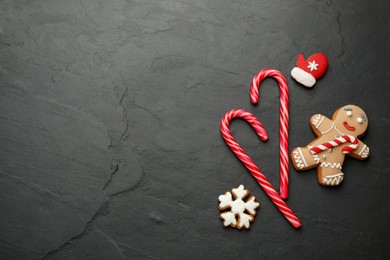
xmin=250 ymin=68 xmax=290 ymax=199
xmin=221 ymin=109 xmax=302 ymax=228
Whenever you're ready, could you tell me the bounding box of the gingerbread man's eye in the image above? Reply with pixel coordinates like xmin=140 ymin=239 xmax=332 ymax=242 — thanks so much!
xmin=346 ymin=111 xmax=352 ymax=117
xmin=357 ymin=117 xmax=363 ymax=124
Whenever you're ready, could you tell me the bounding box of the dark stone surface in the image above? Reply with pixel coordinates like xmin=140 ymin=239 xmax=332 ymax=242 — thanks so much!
xmin=1 ymin=0 xmax=389 ymax=259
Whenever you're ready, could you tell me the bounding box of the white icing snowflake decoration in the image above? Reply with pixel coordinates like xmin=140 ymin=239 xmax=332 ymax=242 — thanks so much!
xmin=307 ymin=60 xmax=319 ymax=71
xmin=218 ymin=185 xmax=260 ymax=229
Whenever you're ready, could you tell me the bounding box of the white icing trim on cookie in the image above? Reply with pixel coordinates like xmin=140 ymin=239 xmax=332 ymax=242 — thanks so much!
xmin=307 ymin=145 xmax=320 ymax=163
xmin=312 ymin=114 xmax=325 ymax=129
xmin=359 ymin=145 xmax=369 ymax=158
xmin=293 ymin=148 xmax=307 ymax=169
xmin=230 ymin=197 xmax=246 ymax=214
xmin=322 ymin=173 xmax=344 ymax=185
xmin=358 ymin=145 xmax=367 ymax=155
xmin=220 ymin=212 xmax=236 ymax=227
xmin=238 ymin=213 xmax=252 ymax=229
xmin=312 ymin=154 xmax=320 ymax=164
xmin=245 ymin=197 xmax=259 ymax=215
xmin=321 ymin=123 xmax=335 ymax=134
xmin=218 ymin=192 xmax=233 ymax=209
xmin=320 ymin=162 xmax=342 ymax=169
xmin=232 ymin=185 xmax=248 ymax=199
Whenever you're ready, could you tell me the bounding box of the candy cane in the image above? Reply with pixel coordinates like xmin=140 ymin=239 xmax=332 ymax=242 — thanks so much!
xmin=310 ymin=135 xmax=358 ymax=155
xmin=250 ymin=68 xmax=290 ymax=199
xmin=221 ymin=109 xmax=302 ymax=229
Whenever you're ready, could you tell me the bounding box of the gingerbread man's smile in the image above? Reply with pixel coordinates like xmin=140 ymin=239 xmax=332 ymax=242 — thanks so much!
xmin=343 ymin=121 xmax=355 ymax=131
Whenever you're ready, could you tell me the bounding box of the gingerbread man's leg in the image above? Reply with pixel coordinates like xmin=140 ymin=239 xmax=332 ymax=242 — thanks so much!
xmin=292 ymin=146 xmax=345 ymax=186
xmin=317 ymin=162 xmax=344 ymax=186
xmin=316 ymin=149 xmax=346 ymax=186
xmin=291 ymin=146 xmax=320 ymax=171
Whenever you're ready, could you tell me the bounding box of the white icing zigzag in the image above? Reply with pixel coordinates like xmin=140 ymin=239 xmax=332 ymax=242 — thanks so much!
xmin=359 ymin=145 xmax=370 ymax=158
xmin=320 ymin=123 xmax=335 ymax=135
xmin=322 ymin=173 xmax=344 ymax=185
xmin=320 ymin=162 xmax=342 ymax=169
xmin=307 ymin=145 xmax=320 ymax=163
xmin=312 ymin=114 xmax=324 ymax=129
xmin=293 ymin=148 xmax=306 ymax=169
xmin=312 ymin=154 xmax=320 ymax=163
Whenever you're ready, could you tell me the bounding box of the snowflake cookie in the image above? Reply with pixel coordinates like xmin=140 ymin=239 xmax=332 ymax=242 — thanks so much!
xmin=218 ymin=185 xmax=260 ymax=229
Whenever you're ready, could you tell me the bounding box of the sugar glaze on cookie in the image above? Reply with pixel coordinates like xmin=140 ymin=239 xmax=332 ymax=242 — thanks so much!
xmin=218 ymin=185 xmax=260 ymax=229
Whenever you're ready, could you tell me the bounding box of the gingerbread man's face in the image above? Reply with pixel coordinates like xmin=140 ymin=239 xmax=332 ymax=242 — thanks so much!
xmin=333 ymin=105 xmax=368 ymax=137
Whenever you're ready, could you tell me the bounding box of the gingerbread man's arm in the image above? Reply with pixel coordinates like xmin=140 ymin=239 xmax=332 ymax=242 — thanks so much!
xmin=349 ymin=140 xmax=370 ymax=160
xmin=309 ymin=114 xmax=334 ymax=136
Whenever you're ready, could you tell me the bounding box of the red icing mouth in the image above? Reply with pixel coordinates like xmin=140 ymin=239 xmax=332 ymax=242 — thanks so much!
xmin=343 ymin=121 xmax=355 ymax=131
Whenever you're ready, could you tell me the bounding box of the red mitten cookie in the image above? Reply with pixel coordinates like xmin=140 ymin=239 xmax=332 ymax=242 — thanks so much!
xmin=291 ymin=53 xmax=328 ymax=88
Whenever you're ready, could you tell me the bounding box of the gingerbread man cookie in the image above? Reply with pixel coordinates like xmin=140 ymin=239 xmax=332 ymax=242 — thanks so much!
xmin=291 ymin=105 xmax=370 ymax=186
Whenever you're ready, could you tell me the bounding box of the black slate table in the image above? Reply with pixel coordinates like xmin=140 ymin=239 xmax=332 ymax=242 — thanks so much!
xmin=1 ymin=0 xmax=389 ymax=259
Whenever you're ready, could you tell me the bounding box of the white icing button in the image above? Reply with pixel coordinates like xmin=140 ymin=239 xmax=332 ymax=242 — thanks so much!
xmin=357 ymin=117 xmax=363 ymax=124
xmin=327 ymin=148 xmax=332 ymax=153
xmin=346 ymin=111 xmax=352 ymax=117
xmin=322 ymin=154 xmax=327 ymax=159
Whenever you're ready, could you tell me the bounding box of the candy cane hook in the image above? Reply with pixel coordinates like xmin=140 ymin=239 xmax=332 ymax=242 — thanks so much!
xmin=220 ymin=109 xmax=302 ymax=229
xmin=250 ymin=68 xmax=290 ymax=199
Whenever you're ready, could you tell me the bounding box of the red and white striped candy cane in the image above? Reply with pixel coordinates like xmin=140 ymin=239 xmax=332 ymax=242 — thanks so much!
xmin=250 ymin=68 xmax=290 ymax=199
xmin=310 ymin=135 xmax=358 ymax=155
xmin=221 ymin=109 xmax=302 ymax=229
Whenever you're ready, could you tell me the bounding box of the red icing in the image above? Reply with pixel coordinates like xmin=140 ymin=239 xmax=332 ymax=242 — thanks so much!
xmin=296 ymin=53 xmax=328 ymax=79
xmin=343 ymin=121 xmax=356 ymax=131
